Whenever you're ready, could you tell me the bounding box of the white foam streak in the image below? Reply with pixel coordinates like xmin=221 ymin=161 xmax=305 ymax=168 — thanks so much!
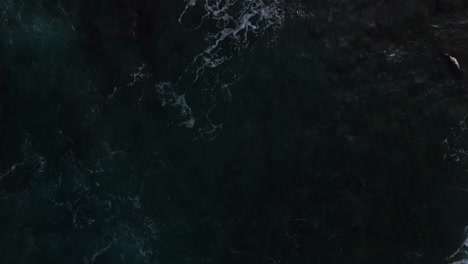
xmin=447 ymin=232 xmax=468 ymax=264
xmin=156 ymin=0 xmax=284 ymax=137
xmin=180 ymin=0 xmax=284 ymax=82
xmin=178 ymin=0 xmax=198 ymax=23
xmin=156 ymin=82 xmax=195 ymax=128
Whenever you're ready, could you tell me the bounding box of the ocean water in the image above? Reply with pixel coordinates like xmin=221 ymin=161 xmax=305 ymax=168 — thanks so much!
xmin=1 ymin=0 xmax=468 ymax=263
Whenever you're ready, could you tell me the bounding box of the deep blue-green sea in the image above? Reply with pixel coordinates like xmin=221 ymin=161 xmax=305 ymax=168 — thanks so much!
xmin=1 ymin=0 xmax=468 ymax=263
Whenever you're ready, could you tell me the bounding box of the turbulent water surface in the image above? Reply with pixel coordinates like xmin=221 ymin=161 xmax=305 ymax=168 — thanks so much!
xmin=1 ymin=0 xmax=468 ymax=263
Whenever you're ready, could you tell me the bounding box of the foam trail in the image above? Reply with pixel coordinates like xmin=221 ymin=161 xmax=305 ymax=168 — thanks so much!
xmin=154 ymin=0 xmax=286 ymax=138
xmin=156 ymin=82 xmax=195 ymax=128
xmin=447 ymin=230 xmax=468 ymax=264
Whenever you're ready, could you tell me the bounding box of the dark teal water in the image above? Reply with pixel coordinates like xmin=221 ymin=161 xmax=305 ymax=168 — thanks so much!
xmin=1 ymin=0 xmax=468 ymax=263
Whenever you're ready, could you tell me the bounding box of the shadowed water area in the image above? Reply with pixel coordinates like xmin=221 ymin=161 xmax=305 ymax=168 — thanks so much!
xmin=1 ymin=0 xmax=468 ymax=263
